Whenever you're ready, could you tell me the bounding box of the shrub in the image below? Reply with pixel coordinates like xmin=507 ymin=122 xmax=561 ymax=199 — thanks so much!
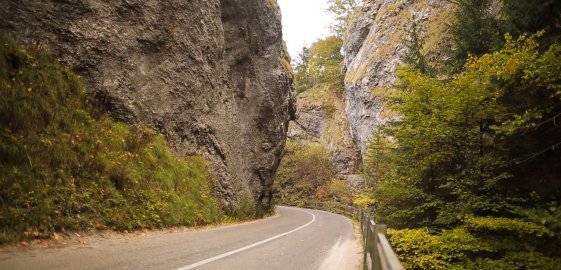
xmin=326 ymin=179 xmax=352 ymax=205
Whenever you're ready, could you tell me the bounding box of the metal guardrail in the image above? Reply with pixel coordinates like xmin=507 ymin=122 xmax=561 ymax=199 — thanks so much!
xmin=359 ymin=210 xmax=404 ymax=270
xmin=311 ymin=202 xmax=404 ymax=270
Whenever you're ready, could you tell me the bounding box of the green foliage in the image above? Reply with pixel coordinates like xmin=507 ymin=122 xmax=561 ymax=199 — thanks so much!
xmin=293 ymin=46 xmax=311 ymax=93
xmin=280 ymin=34 xmax=348 ymax=211
xmin=278 ymin=57 xmax=294 ymax=79
xmin=275 ymin=140 xmax=334 ymax=191
xmin=326 ymin=179 xmax=353 ymax=205
xmin=389 ymin=226 xmax=561 ymax=270
xmin=297 ymin=83 xmax=339 ymax=117
xmin=362 ymin=131 xmax=396 ymax=188
xmin=464 ymin=215 xmax=553 ymax=237
xmin=279 ymin=41 xmax=294 ymax=79
xmin=227 ymin=192 xmax=262 ymax=220
xmin=389 ymin=228 xmax=482 ymax=270
xmin=446 ymin=0 xmax=561 ymax=72
xmin=0 ymin=36 xmax=223 ymax=243
xmin=353 ymin=193 xmax=376 ymax=209
xmin=367 ymin=33 xmax=561 ymax=268
xmin=293 ymin=36 xmax=344 ymax=94
xmin=307 ymin=36 xmax=344 ymax=85
xmin=502 ymin=0 xmax=561 ymax=47
xmin=327 ymin=0 xmax=360 ymax=37
xmin=273 ymin=140 xmax=352 ymax=208
xmin=361 ymin=0 xmax=561 ymax=267
xmin=446 ymin=0 xmax=504 ymax=71
xmin=402 ymin=21 xmax=434 ymax=75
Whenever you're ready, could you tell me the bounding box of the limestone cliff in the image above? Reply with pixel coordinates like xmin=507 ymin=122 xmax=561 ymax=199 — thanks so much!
xmin=287 ymin=85 xmax=360 ymax=177
xmin=343 ymin=0 xmax=453 ymax=155
xmin=0 ymin=0 xmax=295 ymax=210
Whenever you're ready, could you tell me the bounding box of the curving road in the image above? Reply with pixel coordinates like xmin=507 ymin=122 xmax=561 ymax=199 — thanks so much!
xmin=0 ymin=207 xmax=362 ymax=270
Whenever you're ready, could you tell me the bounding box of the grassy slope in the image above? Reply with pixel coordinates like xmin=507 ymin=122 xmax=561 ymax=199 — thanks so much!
xmin=0 ymin=37 xmax=223 ymax=244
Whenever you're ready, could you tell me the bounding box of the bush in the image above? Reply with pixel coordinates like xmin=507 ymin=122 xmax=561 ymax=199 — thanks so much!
xmin=370 ymin=33 xmax=561 ymax=269
xmin=275 ymin=140 xmax=334 ymax=189
xmin=274 ymin=140 xmax=356 ymax=210
xmin=326 ymin=179 xmax=352 ymax=205
xmin=389 ymin=220 xmax=561 ymax=270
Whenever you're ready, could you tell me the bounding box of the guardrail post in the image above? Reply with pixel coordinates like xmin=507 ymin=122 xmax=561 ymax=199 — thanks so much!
xmin=376 ymin=224 xmax=387 ymax=238
xmin=374 ymin=224 xmax=387 ymax=270
xmin=362 ymin=214 xmax=369 ymax=270
xmin=371 ymin=223 xmax=378 ymax=269
xmin=362 ymin=212 xmax=367 ymax=244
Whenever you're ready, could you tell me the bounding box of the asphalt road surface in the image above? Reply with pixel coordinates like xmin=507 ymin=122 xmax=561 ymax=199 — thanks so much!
xmin=0 ymin=206 xmax=362 ymax=270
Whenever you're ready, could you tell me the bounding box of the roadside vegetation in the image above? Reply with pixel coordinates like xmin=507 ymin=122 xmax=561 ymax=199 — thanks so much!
xmin=274 ymin=140 xmax=352 ymax=208
xmin=274 ymin=1 xmax=358 ymax=211
xmin=274 ymin=36 xmax=353 ymax=210
xmin=361 ymin=0 xmax=561 ymax=268
xmin=0 ymin=36 xmax=224 ymax=245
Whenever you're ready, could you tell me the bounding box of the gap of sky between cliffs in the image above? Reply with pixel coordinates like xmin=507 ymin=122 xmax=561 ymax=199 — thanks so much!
xmin=277 ymin=0 xmax=335 ymax=61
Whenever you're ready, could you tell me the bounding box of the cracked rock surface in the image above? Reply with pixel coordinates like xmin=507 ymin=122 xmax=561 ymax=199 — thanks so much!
xmin=1 ymin=0 xmax=295 ymax=209
xmin=343 ymin=0 xmax=452 ymax=154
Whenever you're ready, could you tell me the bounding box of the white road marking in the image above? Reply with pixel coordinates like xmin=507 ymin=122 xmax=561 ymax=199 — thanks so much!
xmin=175 ymin=208 xmax=316 ymax=270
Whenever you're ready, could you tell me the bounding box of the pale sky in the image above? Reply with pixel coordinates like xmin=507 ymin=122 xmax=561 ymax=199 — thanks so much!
xmin=277 ymin=0 xmax=335 ymax=62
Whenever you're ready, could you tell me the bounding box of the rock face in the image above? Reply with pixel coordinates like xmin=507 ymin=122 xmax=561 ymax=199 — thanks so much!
xmin=287 ymin=87 xmax=361 ymax=176
xmin=343 ymin=0 xmax=452 ymax=155
xmin=288 ymin=104 xmax=327 ymax=140
xmin=0 ymin=0 xmax=295 ymax=209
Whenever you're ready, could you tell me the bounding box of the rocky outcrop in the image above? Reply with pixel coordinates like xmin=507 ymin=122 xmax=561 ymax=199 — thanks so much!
xmin=0 ymin=0 xmax=295 ymax=210
xmin=287 ymin=86 xmax=361 ymax=176
xmin=288 ymin=105 xmax=327 ymax=140
xmin=343 ymin=0 xmax=452 ymax=155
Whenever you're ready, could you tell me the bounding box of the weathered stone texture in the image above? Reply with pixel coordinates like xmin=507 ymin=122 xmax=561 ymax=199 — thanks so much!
xmin=0 ymin=0 xmax=295 ymax=209
xmin=343 ymin=0 xmax=452 ymax=155
xmin=287 ymin=90 xmax=361 ymax=176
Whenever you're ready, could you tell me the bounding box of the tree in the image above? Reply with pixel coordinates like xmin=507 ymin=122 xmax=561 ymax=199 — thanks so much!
xmin=327 ymin=0 xmax=360 ymax=37
xmin=294 ymin=46 xmax=311 ymax=92
xmin=446 ymin=0 xmax=561 ymax=72
xmin=370 ymin=33 xmax=561 ymax=268
xmin=446 ymin=0 xmax=503 ymax=71
xmin=402 ymin=21 xmax=434 ymax=75
xmin=307 ymin=36 xmax=344 ymax=86
xmin=502 ymin=0 xmax=561 ymax=46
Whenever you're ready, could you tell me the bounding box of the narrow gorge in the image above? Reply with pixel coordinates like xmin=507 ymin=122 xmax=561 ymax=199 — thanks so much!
xmin=276 ymin=0 xmax=454 ymax=207
xmin=3 ymin=1 xmax=560 ymax=267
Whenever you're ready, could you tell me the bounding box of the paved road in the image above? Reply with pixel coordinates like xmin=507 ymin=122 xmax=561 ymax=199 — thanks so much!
xmin=0 ymin=207 xmax=361 ymax=270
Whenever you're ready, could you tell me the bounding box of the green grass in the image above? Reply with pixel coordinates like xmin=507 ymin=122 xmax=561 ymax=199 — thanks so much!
xmin=298 ymin=83 xmax=340 ymax=117
xmin=0 ymin=36 xmax=223 ymax=244
xmin=278 ymin=57 xmax=294 ymax=79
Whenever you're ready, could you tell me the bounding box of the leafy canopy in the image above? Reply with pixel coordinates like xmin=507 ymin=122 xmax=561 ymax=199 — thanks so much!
xmin=368 ymin=33 xmax=561 ymax=268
